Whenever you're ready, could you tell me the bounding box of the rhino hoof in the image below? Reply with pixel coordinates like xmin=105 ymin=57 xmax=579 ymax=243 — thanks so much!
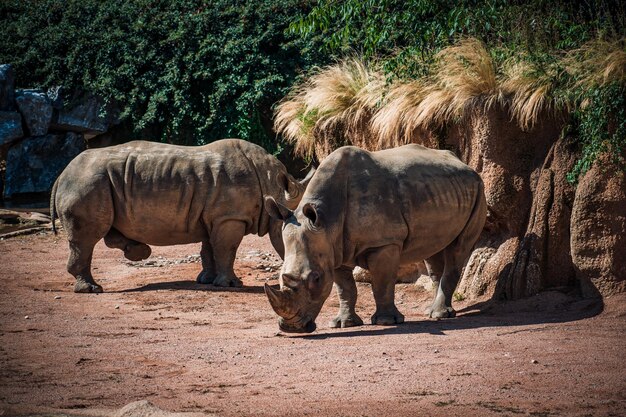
xmin=212 ymin=275 xmax=243 ymax=288
xmin=329 ymin=314 xmax=364 ymax=328
xmin=196 ymin=271 xmax=215 ymax=284
xmin=429 ymin=307 xmax=456 ymax=319
xmin=74 ymin=281 xmax=103 ymax=293
xmin=371 ymin=312 xmax=404 ymax=326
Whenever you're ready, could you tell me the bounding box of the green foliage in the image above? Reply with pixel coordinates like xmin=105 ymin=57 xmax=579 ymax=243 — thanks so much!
xmin=290 ymin=0 xmax=624 ymax=80
xmin=289 ymin=0 xmax=626 ymax=175
xmin=0 ymin=0 xmax=322 ymax=149
xmin=567 ymin=83 xmax=626 ymax=182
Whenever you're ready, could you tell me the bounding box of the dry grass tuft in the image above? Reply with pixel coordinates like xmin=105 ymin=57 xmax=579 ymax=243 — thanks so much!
xmin=500 ymin=59 xmax=562 ymax=130
xmin=564 ymin=38 xmax=626 ymax=88
xmin=276 ymin=38 xmax=622 ymax=159
xmin=274 ymin=58 xmax=386 ymax=159
xmin=372 ymin=38 xmax=500 ymax=144
xmin=421 ymin=38 xmax=500 ymax=126
xmin=370 ymin=79 xmax=427 ymax=148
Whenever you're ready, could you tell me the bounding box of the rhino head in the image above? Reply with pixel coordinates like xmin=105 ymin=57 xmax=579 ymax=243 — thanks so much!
xmin=265 ymin=167 xmax=316 ymax=259
xmin=264 ymin=196 xmax=336 ymax=333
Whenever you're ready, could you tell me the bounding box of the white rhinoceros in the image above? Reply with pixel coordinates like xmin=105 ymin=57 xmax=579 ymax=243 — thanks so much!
xmin=264 ymin=144 xmax=486 ymax=333
xmin=51 ymin=139 xmax=312 ymax=293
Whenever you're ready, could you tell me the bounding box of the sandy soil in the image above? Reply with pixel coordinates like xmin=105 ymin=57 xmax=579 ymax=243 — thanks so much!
xmin=0 ymin=231 xmax=624 ymax=416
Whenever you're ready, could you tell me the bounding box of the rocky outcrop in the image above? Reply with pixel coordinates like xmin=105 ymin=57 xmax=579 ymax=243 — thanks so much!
xmin=0 ymin=65 xmax=120 ymax=200
xmin=442 ymin=106 xmax=592 ymax=300
xmin=571 ymin=154 xmax=626 ymax=297
xmin=0 ymin=64 xmax=15 ymax=111
xmin=353 ymin=262 xmax=429 ymax=284
xmin=0 ymin=111 xmax=23 ymax=145
xmin=15 ymin=90 xmax=53 ymax=136
xmin=49 ymin=87 xmax=119 ymax=139
xmin=3 ymin=132 xmax=85 ymax=198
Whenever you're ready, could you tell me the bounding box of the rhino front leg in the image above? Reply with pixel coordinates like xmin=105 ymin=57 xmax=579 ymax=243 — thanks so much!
xmin=196 ymin=239 xmax=217 ymax=284
xmin=68 ymin=240 xmax=103 ymax=293
xmin=368 ymin=245 xmax=404 ymax=325
xmin=329 ymin=268 xmax=364 ymax=328
xmin=210 ymin=220 xmax=245 ymax=287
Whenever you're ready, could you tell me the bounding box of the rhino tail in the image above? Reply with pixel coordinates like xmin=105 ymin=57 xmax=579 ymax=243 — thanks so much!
xmin=50 ymin=178 xmax=59 ymax=235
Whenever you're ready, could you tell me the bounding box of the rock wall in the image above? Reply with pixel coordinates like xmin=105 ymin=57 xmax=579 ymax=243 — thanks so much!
xmin=446 ymin=106 xmax=623 ymax=299
xmin=0 ymin=64 xmax=118 ymax=200
xmin=570 ymin=153 xmax=626 ymax=297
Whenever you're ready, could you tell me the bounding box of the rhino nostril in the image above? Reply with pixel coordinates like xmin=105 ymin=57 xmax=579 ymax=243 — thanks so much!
xmin=308 ymin=271 xmax=321 ymax=283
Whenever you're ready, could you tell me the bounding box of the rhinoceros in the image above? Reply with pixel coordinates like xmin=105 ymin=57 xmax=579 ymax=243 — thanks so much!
xmin=264 ymin=144 xmax=486 ymax=333
xmin=51 ymin=139 xmax=312 ymax=293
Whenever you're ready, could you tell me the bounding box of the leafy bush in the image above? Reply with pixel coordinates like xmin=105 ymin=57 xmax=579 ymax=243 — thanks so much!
xmin=0 ymin=0 xmax=323 ymax=150
xmin=282 ymin=0 xmax=626 ymax=176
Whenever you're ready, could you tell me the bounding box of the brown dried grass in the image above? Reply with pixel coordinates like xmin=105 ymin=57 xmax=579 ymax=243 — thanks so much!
xmin=274 ymin=58 xmax=386 ymax=159
xmin=276 ymin=38 xmax=622 ymax=159
xmin=564 ymin=38 xmax=626 ymax=88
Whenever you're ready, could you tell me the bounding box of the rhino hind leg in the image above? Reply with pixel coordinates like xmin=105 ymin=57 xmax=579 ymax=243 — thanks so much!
xmin=68 ymin=240 xmax=103 ymax=293
xmin=329 ymin=268 xmax=364 ymax=328
xmin=104 ymin=228 xmax=151 ymax=261
xmin=196 ymin=239 xmax=217 ymax=284
xmin=423 ymin=252 xmax=445 ymax=316
xmin=368 ymin=245 xmax=405 ymax=326
xmin=209 ymin=220 xmax=246 ymax=287
xmin=428 ymin=192 xmax=485 ymax=319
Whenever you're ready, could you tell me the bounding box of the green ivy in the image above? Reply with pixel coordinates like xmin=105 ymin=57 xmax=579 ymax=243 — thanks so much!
xmin=567 ymin=83 xmax=626 ymax=183
xmin=0 ymin=0 xmax=324 ymax=150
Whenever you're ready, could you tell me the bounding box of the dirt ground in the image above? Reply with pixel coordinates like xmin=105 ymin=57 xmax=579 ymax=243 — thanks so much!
xmin=0 ymin=230 xmax=625 ymax=417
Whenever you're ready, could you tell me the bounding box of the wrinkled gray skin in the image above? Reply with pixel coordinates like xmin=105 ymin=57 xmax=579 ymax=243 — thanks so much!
xmin=264 ymin=144 xmax=486 ymax=333
xmin=51 ymin=139 xmax=312 ymax=293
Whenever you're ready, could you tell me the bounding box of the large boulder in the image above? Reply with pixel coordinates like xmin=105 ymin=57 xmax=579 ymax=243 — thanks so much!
xmin=0 ymin=111 xmax=23 ymax=145
xmin=3 ymin=132 xmax=85 ymax=198
xmin=571 ymin=154 xmax=626 ymax=297
xmin=49 ymin=88 xmax=118 ymax=139
xmin=15 ymin=90 xmax=53 ymax=136
xmin=353 ymin=262 xmax=429 ymax=284
xmin=0 ymin=64 xmax=15 ymax=111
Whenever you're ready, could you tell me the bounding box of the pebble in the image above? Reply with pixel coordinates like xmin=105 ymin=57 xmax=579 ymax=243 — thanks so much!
xmin=54 ymin=295 xmax=61 ymax=300
xmin=115 ymin=305 xmax=120 ymax=309
xmin=531 ymin=359 xmax=538 ymax=364
xmin=24 ymin=315 xmax=29 ymax=319
xmin=434 ymin=349 xmax=440 ymax=353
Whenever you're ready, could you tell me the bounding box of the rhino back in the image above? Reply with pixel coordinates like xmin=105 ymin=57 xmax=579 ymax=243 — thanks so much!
xmin=305 ymin=145 xmax=483 ymax=266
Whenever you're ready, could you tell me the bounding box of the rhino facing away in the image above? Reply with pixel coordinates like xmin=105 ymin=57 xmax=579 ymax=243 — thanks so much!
xmin=51 ymin=139 xmax=312 ymax=293
xmin=264 ymin=144 xmax=486 ymax=333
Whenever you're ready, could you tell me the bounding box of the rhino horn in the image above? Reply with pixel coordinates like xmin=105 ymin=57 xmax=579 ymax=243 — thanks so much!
xmin=264 ymin=283 xmax=294 ymax=318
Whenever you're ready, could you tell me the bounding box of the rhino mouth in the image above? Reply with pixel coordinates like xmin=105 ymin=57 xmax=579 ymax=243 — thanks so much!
xmin=278 ymin=317 xmax=317 ymax=333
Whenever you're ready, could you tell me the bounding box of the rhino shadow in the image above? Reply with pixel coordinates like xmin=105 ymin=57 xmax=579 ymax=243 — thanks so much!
xmin=115 ymin=280 xmax=266 ymax=294
xmin=293 ymin=295 xmax=604 ymax=340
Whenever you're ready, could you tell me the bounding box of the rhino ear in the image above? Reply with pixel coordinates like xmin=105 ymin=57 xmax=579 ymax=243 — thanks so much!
xmin=302 ymin=202 xmax=321 ymax=228
xmin=299 ymin=166 xmax=316 ymax=188
xmin=278 ymin=172 xmax=301 ymax=202
xmin=265 ymin=196 xmax=292 ymax=222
